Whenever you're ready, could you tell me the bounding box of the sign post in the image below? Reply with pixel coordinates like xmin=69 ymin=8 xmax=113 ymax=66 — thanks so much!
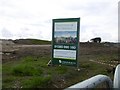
xmin=52 ymin=18 xmax=80 ymax=67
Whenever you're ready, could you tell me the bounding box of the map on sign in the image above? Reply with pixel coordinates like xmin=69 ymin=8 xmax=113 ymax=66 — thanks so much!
xmin=52 ymin=18 xmax=80 ymax=67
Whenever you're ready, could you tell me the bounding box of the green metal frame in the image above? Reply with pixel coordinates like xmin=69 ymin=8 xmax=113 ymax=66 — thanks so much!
xmin=52 ymin=18 xmax=80 ymax=67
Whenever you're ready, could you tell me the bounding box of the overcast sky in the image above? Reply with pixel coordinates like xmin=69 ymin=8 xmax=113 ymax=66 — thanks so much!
xmin=0 ymin=0 xmax=119 ymax=42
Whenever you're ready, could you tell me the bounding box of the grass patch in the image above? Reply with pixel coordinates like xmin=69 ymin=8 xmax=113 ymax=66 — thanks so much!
xmin=10 ymin=56 xmax=44 ymax=76
xmin=22 ymin=76 xmax=51 ymax=88
xmin=3 ymin=56 xmax=54 ymax=88
xmin=21 ymin=56 xmax=35 ymax=62
xmin=30 ymin=39 xmax=51 ymax=45
xmin=2 ymin=76 xmax=16 ymax=88
xmin=3 ymin=42 xmax=117 ymax=88
xmin=80 ymin=63 xmax=90 ymax=68
xmin=3 ymin=76 xmax=15 ymax=83
xmin=12 ymin=64 xmax=43 ymax=76
xmin=14 ymin=39 xmax=51 ymax=45
xmin=55 ymin=66 xmax=68 ymax=74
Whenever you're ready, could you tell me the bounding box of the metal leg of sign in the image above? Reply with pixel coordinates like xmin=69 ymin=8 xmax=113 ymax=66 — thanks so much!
xmin=77 ymin=68 xmax=80 ymax=71
xmin=47 ymin=60 xmax=52 ymax=66
xmin=75 ymin=68 xmax=80 ymax=71
xmin=75 ymin=62 xmax=80 ymax=71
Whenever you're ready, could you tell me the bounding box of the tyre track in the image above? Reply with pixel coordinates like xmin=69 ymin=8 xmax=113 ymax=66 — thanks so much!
xmin=89 ymin=59 xmax=117 ymax=67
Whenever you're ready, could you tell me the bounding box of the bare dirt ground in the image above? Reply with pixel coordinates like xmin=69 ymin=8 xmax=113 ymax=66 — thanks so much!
xmin=2 ymin=42 xmax=120 ymax=88
xmin=2 ymin=45 xmax=51 ymax=63
xmin=2 ymin=43 xmax=119 ymax=64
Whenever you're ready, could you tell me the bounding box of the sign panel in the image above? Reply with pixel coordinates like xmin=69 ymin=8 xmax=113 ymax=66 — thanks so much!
xmin=52 ymin=18 xmax=80 ymax=67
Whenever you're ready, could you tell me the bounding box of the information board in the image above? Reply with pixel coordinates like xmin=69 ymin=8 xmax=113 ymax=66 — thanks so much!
xmin=52 ymin=18 xmax=80 ymax=67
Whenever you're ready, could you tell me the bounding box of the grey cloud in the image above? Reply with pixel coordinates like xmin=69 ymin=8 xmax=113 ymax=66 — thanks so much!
xmin=0 ymin=0 xmax=15 ymax=8
xmin=0 ymin=8 xmax=33 ymax=19
xmin=29 ymin=23 xmax=45 ymax=27
xmin=15 ymin=31 xmax=34 ymax=39
xmin=92 ymin=30 xmax=112 ymax=41
xmin=63 ymin=2 xmax=111 ymax=15
xmin=44 ymin=20 xmax=51 ymax=24
xmin=0 ymin=0 xmax=118 ymax=42
xmin=19 ymin=27 xmax=43 ymax=39
xmin=0 ymin=0 xmax=34 ymax=19
xmin=1 ymin=28 xmax=13 ymax=38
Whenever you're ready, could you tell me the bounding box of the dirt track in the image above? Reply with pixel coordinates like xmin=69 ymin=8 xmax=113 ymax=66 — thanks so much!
xmin=2 ymin=43 xmax=119 ymax=63
xmin=14 ymin=45 xmax=51 ymax=48
xmin=2 ymin=43 xmax=119 ymax=88
xmin=2 ymin=44 xmax=51 ymax=63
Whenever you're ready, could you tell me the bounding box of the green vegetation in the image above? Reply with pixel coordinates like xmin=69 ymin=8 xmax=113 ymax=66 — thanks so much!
xmin=30 ymin=39 xmax=51 ymax=45
xmin=12 ymin=64 xmax=43 ymax=76
xmin=14 ymin=39 xmax=51 ymax=45
xmin=2 ymin=43 xmax=118 ymax=88
xmin=55 ymin=66 xmax=68 ymax=74
xmin=3 ymin=55 xmax=116 ymax=88
xmin=22 ymin=76 xmax=51 ymax=88
xmin=3 ymin=56 xmax=52 ymax=88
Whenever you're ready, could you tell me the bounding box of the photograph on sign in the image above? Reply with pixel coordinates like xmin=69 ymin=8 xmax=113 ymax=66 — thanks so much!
xmin=54 ymin=31 xmax=77 ymax=44
xmin=54 ymin=22 xmax=77 ymax=44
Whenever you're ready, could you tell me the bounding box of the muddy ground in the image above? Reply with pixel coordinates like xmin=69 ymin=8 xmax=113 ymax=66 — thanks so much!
xmin=2 ymin=42 xmax=120 ymax=88
xmin=2 ymin=45 xmax=51 ymax=63
xmin=2 ymin=43 xmax=119 ymax=63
